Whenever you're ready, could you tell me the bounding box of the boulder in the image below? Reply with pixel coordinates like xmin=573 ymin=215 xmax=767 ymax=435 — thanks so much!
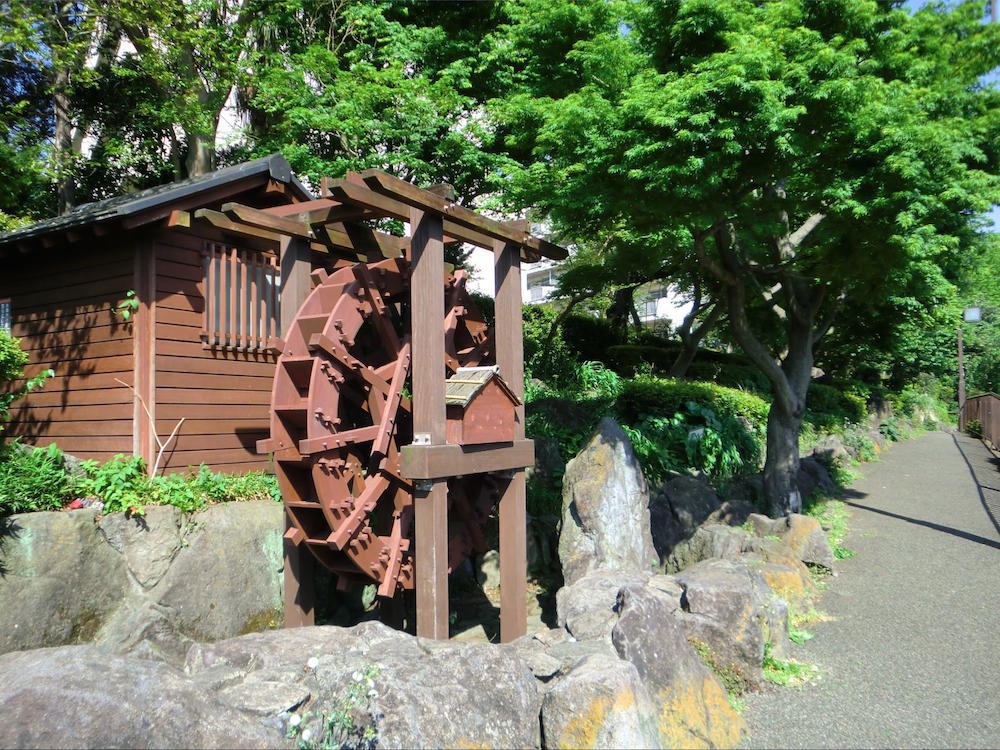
xmin=0 ymin=646 xmax=283 ymax=749
xmin=811 ymin=436 xmax=850 ymax=469
xmin=98 ymin=504 xmax=183 ymax=588
xmin=541 ymin=653 xmax=660 ymax=749
xmin=477 ymin=549 xmax=501 ymax=590
xmin=146 ymin=501 xmax=284 ymax=642
xmin=611 ymin=585 xmax=744 ymax=748
xmin=664 ymin=524 xmax=756 ymax=573
xmin=674 ymin=559 xmax=767 ymax=688
xmin=648 ymin=476 xmax=721 ymax=563
xmin=187 ymin=622 xmax=541 ymax=749
xmin=558 ymin=418 xmax=657 ymax=586
xmin=740 ymin=550 xmax=817 ymax=610
xmin=556 ymin=569 xmax=652 ymax=641
xmin=0 ymin=509 xmax=127 ymax=654
xmin=797 ymin=456 xmax=836 ymax=501
xmin=748 ymin=513 xmax=834 ymax=571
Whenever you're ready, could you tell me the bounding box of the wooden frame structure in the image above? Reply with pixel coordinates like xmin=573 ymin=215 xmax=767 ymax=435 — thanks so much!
xmin=199 ymin=170 xmax=566 ymax=641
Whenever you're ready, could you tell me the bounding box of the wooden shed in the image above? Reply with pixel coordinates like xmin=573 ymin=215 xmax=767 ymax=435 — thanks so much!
xmin=0 ymin=155 xmax=314 ymax=473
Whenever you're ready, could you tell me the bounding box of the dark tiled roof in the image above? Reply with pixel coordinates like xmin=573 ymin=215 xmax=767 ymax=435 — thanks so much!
xmin=0 ymin=153 xmax=311 ymax=248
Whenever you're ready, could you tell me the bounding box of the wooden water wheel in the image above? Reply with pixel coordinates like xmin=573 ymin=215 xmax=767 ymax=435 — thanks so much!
xmin=265 ymin=257 xmax=498 ymax=600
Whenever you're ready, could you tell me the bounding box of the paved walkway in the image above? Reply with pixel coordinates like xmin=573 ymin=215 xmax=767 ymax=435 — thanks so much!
xmin=742 ymin=430 xmax=1000 ymax=749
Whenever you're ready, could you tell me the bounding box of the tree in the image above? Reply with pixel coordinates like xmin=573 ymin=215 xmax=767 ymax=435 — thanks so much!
xmin=491 ymin=0 xmax=1000 ymax=514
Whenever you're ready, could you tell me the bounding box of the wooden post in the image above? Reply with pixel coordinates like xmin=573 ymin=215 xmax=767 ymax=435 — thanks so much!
xmin=494 ymin=238 xmax=528 ymax=643
xmin=409 ymin=206 xmax=450 ymax=640
xmin=281 ymin=235 xmax=315 ymax=628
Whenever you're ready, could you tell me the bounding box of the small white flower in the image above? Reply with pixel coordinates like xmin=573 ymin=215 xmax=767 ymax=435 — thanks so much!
xmin=301 ymin=728 xmax=313 ymax=743
xmin=367 ymin=689 xmax=378 ymax=699
xmin=352 ymin=670 xmax=364 ymax=682
xmin=288 ymin=714 xmax=302 ymax=728
xmin=306 ymin=656 xmax=319 ymax=671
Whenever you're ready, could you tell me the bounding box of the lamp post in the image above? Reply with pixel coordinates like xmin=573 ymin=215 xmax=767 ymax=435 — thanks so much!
xmin=959 ymin=307 xmax=982 ymax=431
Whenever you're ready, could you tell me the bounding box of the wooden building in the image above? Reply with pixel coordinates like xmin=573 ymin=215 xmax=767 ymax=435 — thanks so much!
xmin=0 ymin=155 xmax=312 ymax=473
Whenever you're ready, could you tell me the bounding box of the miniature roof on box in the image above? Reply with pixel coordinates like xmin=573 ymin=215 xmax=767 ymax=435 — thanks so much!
xmin=444 ymin=366 xmax=521 ymax=408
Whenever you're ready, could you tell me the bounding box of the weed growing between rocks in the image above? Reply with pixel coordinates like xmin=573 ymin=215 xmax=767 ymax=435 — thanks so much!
xmin=804 ymin=498 xmax=854 ymax=560
xmin=287 ymin=661 xmax=381 ymax=750
xmin=689 ymin=637 xmax=749 ymax=712
xmin=762 ymin=643 xmax=820 ymax=687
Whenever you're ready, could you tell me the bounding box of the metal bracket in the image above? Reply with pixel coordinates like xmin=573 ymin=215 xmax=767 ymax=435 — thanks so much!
xmin=414 ymin=479 xmax=434 ymax=493
xmin=413 ymin=433 xmax=431 ymax=446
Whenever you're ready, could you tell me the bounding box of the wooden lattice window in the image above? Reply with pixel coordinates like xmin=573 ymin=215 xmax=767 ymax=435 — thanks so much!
xmin=0 ymin=298 xmax=10 ymax=334
xmin=202 ymin=243 xmax=280 ymax=351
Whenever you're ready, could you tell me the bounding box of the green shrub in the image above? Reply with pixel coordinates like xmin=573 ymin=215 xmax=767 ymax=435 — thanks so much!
xmin=522 ymin=305 xmax=578 ymax=387
xmin=807 ymin=383 xmax=866 ymax=425
xmin=879 ymin=418 xmax=902 ymax=443
xmin=622 ymin=401 xmax=762 ymax=484
xmin=605 ymin=344 xmax=677 ymax=375
xmin=78 ymin=455 xmax=281 ymax=516
xmin=686 ymin=361 xmax=770 ymax=393
xmin=842 ymin=430 xmax=878 ymax=463
xmin=561 ymin=313 xmax=623 ymax=363
xmin=615 ymin=377 xmax=771 ymax=428
xmin=0 ymin=441 xmax=75 ymax=515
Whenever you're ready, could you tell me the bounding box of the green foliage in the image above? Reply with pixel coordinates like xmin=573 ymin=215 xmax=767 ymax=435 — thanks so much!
xmin=878 ymin=419 xmax=902 ymax=444
xmin=689 ymin=637 xmax=748 ymax=710
xmin=762 ymin=642 xmax=819 ymax=687
xmin=577 ymin=361 xmax=623 ymax=399
xmin=807 ymin=384 xmax=866 ymax=426
xmin=560 ymin=313 xmax=624 ymax=363
xmin=0 ymin=442 xmax=74 ymax=515
xmin=77 ymin=455 xmax=281 ymax=516
xmin=622 ymin=401 xmax=761 ymax=485
xmin=522 ymin=304 xmax=578 ymax=387
xmin=116 ymin=290 xmax=139 ymax=321
xmin=0 ymin=331 xmax=53 ymax=430
xmin=965 ymin=419 xmax=983 ymax=439
xmin=616 ymin=377 xmax=770 ymax=427
xmin=841 ymin=431 xmax=878 ymax=464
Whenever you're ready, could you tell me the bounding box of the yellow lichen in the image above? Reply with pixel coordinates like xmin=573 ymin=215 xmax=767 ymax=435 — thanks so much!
xmin=557 ymin=690 xmax=637 ymax=749
xmin=656 ymin=677 xmax=744 ymax=749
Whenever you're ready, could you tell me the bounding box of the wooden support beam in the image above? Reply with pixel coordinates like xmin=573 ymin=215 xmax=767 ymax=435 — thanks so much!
xmin=360 ymin=170 xmax=567 ymax=260
xmin=167 ymin=210 xmax=191 ymax=228
xmin=494 ymin=237 xmax=529 ymax=643
xmin=409 ymin=206 xmax=450 ymax=640
xmin=133 ymin=239 xmax=156 ymax=471
xmin=400 ymin=439 xmax=535 ymax=480
xmin=221 ymin=202 xmax=315 ymax=240
xmin=326 ymin=178 xmax=540 ymax=259
xmin=280 ymin=235 xmax=316 ymax=629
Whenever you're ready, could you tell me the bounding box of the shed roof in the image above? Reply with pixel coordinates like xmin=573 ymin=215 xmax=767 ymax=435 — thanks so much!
xmin=0 ymin=153 xmax=311 ymax=250
xmin=444 ymin=366 xmax=521 ymax=408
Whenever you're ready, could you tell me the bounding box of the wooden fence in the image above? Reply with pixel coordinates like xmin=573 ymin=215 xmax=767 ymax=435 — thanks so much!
xmin=962 ymin=393 xmax=1000 ymax=445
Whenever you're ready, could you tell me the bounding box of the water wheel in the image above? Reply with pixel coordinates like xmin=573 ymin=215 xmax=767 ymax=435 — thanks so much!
xmin=264 ymin=257 xmax=498 ymax=600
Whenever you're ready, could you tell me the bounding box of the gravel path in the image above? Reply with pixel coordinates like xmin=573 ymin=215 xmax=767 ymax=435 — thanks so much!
xmin=741 ymin=430 xmax=1000 ymax=749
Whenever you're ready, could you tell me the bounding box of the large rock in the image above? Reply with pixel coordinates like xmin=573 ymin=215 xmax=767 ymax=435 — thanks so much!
xmin=611 ymin=585 xmax=744 ymax=748
xmin=556 ymin=570 xmax=653 ymax=641
xmin=0 ymin=501 xmax=286 ymax=660
xmin=796 ymin=456 xmax=836 ymax=501
xmin=665 ymin=524 xmax=756 ymax=573
xmin=152 ymin=501 xmax=284 ymax=641
xmin=541 ymin=653 xmax=660 ymax=749
xmin=649 ymin=476 xmax=721 ymax=563
xmin=674 ymin=559 xmax=767 ymax=688
xmin=187 ymin=622 xmax=540 ymax=749
xmin=558 ymin=418 xmax=657 ymax=586
xmin=0 ymin=646 xmax=283 ymax=749
xmin=0 ymin=509 xmax=127 ymax=654
xmin=748 ymin=513 xmax=834 ymax=571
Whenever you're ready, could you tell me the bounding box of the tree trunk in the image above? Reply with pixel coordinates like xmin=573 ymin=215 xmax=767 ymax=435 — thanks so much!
xmin=184 ymin=129 xmax=216 ymax=176
xmin=53 ymin=69 xmax=75 ymax=214
xmin=668 ymin=341 xmax=699 ymax=378
xmin=668 ymin=300 xmax=721 ymax=378
xmin=763 ymin=401 xmax=804 ymax=516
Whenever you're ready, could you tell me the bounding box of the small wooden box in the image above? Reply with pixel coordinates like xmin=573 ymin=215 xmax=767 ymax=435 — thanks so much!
xmin=444 ymin=366 xmax=520 ymax=446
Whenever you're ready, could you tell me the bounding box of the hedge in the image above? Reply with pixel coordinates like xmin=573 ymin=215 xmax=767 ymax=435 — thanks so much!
xmin=615 ymin=377 xmax=771 ymax=428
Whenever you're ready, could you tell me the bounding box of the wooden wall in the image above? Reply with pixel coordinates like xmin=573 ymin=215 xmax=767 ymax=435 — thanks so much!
xmin=151 ymin=227 xmax=278 ymax=474
xmin=1 ymin=239 xmax=136 ymax=461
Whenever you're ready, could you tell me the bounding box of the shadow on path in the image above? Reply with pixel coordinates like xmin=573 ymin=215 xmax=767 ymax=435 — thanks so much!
xmin=950 ymin=433 xmax=1000 ymax=537
xmin=841 ymin=495 xmax=1000 ymax=551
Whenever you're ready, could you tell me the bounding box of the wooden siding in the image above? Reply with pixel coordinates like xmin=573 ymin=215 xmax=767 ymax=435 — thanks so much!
xmin=1 ymin=239 xmax=136 ymax=461
xmin=151 ymin=228 xmax=279 ymax=474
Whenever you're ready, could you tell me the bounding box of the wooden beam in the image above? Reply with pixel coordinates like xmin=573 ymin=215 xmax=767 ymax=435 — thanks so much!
xmin=360 ymin=170 xmax=567 ymax=260
xmin=221 ymin=202 xmax=315 ymax=240
xmin=167 ymin=210 xmax=191 ymax=228
xmin=409 ymin=205 xmax=450 ymax=640
xmin=400 ymin=439 xmax=535 ymax=480
xmin=494 ymin=238 xmax=529 ymax=643
xmin=133 ymin=238 xmax=156 ymax=471
xmin=195 ymin=208 xmax=283 ymax=243
xmin=280 ymin=235 xmax=316 ymax=629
